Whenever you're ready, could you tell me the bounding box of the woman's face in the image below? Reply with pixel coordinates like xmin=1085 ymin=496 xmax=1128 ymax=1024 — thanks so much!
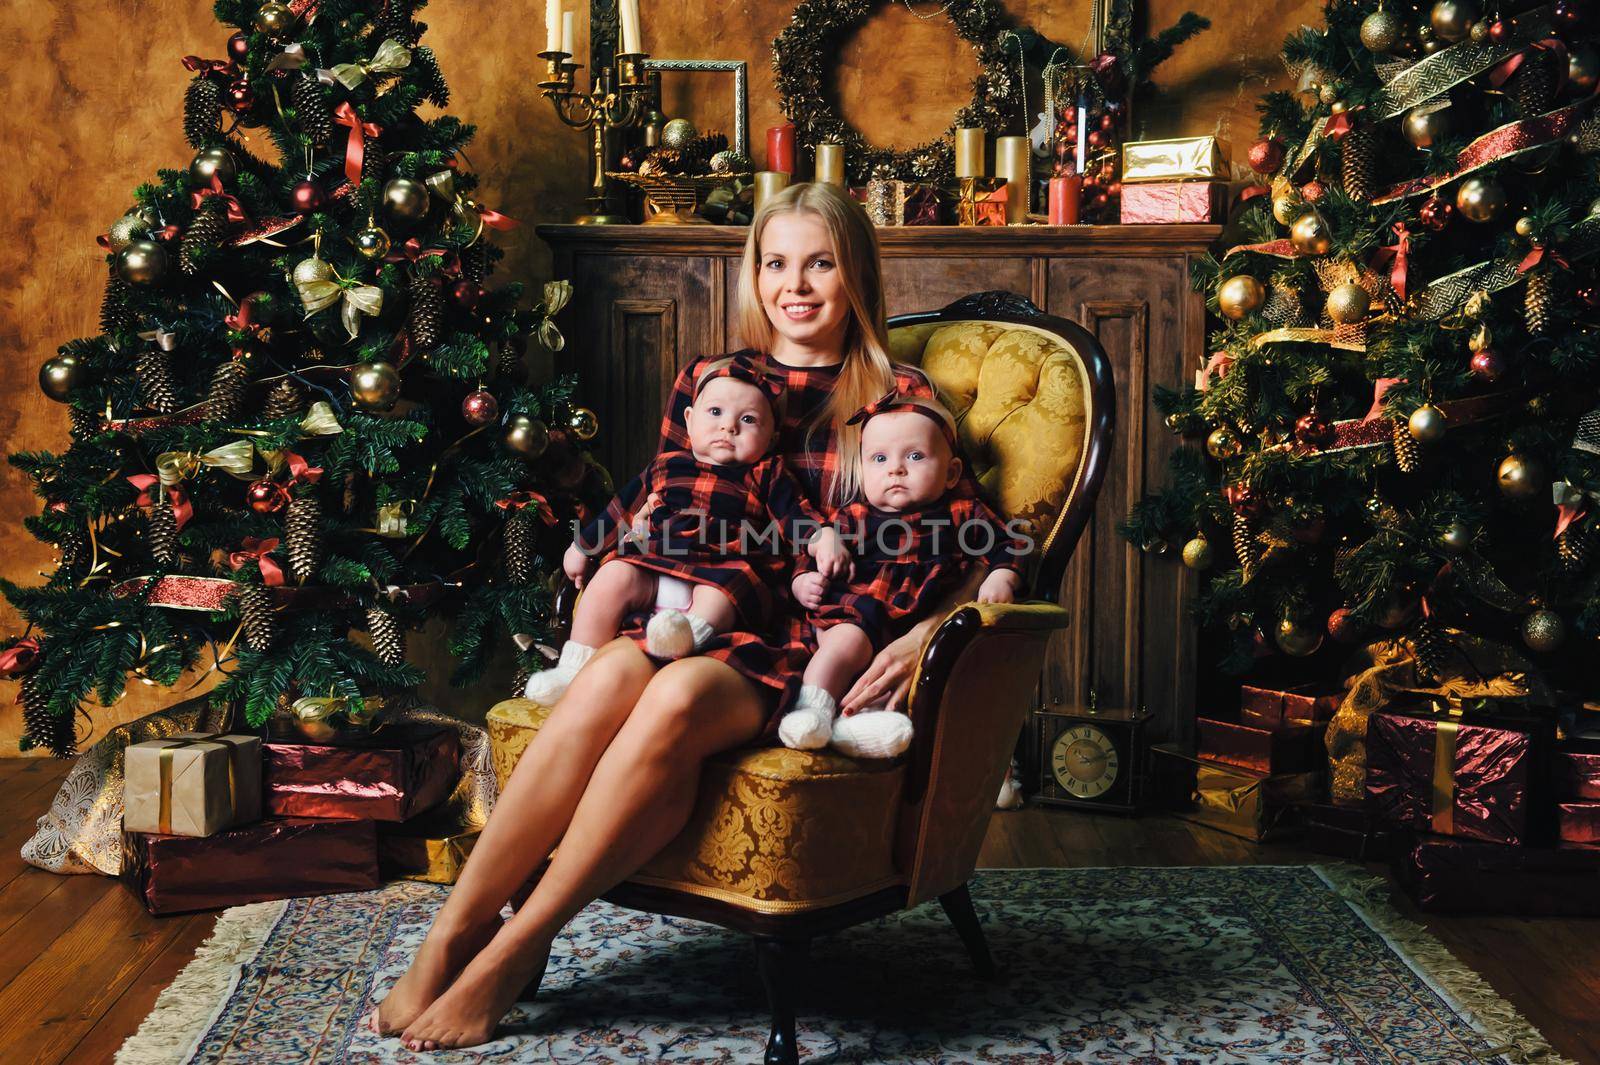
xmin=757 ymin=211 xmax=850 ymax=359
xmin=860 ymin=411 xmax=960 ymax=512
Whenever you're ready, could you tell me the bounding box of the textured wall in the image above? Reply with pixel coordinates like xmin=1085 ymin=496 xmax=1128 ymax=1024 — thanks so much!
xmin=0 ymin=0 xmax=1312 ymax=754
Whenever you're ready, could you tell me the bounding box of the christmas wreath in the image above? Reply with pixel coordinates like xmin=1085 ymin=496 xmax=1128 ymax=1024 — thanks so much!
xmin=771 ymin=0 xmax=1020 ymax=183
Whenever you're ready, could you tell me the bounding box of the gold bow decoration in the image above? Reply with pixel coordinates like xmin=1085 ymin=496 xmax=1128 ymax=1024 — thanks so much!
xmin=329 ymin=38 xmax=412 ymax=89
xmin=296 ymin=269 xmax=385 ymax=341
xmin=299 ymin=400 xmax=343 ymax=436
xmin=423 ymin=170 xmax=518 ymax=245
xmin=290 ymin=693 xmax=381 ymax=730
xmin=376 ymin=500 xmax=413 ymax=538
xmin=539 ymin=280 xmax=572 ymax=351
xmin=155 ymin=440 xmax=257 ymax=486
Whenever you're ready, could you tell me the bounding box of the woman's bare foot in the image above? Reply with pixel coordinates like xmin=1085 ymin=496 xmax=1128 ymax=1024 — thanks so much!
xmin=373 ymin=915 xmax=502 ymax=1037
xmin=400 ymin=936 xmax=553 ymax=1051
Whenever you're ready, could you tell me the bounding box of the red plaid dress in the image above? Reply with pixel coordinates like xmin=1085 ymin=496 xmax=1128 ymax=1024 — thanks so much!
xmin=579 ymin=450 xmax=823 ymax=626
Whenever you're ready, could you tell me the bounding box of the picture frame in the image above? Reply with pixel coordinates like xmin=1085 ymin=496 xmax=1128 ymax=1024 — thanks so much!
xmin=641 ymin=58 xmax=749 ymax=159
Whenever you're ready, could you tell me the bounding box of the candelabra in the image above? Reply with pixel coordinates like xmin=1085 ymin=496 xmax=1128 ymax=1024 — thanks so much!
xmin=539 ymin=48 xmax=651 ymax=224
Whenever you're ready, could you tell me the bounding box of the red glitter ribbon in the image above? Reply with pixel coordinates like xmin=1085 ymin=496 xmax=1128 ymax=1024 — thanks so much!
xmin=128 ymin=474 xmax=193 ymax=531
xmin=229 ymin=537 xmax=285 ymax=586
xmin=1375 ymin=99 xmax=1594 ymax=203
xmin=496 ymin=490 xmax=558 ymax=525
xmin=1224 ymin=239 xmax=1297 ymax=259
xmin=0 ymin=638 xmax=41 ymax=677
xmin=191 ymin=174 xmax=249 ymax=225
xmin=333 ymin=102 xmax=381 ymax=187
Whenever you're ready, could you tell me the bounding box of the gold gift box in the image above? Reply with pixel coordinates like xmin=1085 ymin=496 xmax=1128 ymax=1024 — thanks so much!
xmin=1121 ymin=137 xmax=1229 ymax=184
xmin=378 ymin=806 xmax=482 ymax=884
xmin=1154 ymin=743 xmax=1319 ymax=842
xmin=124 ymin=732 xmax=263 ymax=837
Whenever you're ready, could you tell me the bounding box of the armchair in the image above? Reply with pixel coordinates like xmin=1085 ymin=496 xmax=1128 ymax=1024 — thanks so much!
xmin=485 ymin=291 xmax=1114 ymax=1064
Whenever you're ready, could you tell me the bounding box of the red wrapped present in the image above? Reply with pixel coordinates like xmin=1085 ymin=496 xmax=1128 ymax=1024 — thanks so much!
xmin=263 ymin=723 xmax=460 ymax=822
xmin=1297 ymin=801 xmax=1399 ymax=862
xmin=1557 ymin=801 xmax=1600 ymax=846
xmin=122 ymin=817 xmax=379 ymax=916
xmin=1364 ymin=711 xmax=1541 ymax=846
xmin=1554 ymin=750 xmax=1600 ymax=800
xmin=1119 ymin=181 xmax=1225 ymax=224
xmin=1196 ymin=717 xmax=1324 ymax=775
xmin=1393 ymin=832 xmax=1600 ymax=916
xmin=1240 ymin=684 xmax=1341 ymax=730
xmin=904 ymin=184 xmax=943 ymax=226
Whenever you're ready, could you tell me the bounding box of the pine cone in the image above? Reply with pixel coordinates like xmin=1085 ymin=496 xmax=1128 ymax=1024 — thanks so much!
xmin=100 ymin=266 xmax=137 ymax=337
xmin=1391 ymin=418 xmax=1420 ymax=473
xmin=683 ymin=131 xmax=729 ymax=170
xmin=1412 ymin=615 xmax=1450 ymax=681
xmin=1508 ymin=46 xmax=1557 ymax=119
xmin=409 ymin=275 xmax=445 ymax=349
xmin=366 ymin=604 xmax=406 ymax=666
xmin=179 ymin=199 xmax=228 ymax=276
xmin=291 ymin=76 xmax=333 ymax=147
xmin=504 ymin=509 xmax=537 ymax=585
xmin=205 ymin=356 xmax=251 ymax=422
xmin=1339 ymin=123 xmax=1376 ymax=203
xmin=459 ymin=244 xmax=486 ymax=287
xmin=137 ymin=349 xmax=180 ymax=414
xmin=183 ymin=76 xmax=222 ymax=148
xmin=413 ymin=46 xmax=449 ymax=106
xmin=496 ymin=343 xmax=524 ymax=383
xmin=69 ymin=405 xmax=101 ymax=443
xmin=21 ymin=674 xmax=75 ymax=759
xmin=236 ymin=583 xmax=279 ymax=652
xmin=1232 ymin=511 xmax=1259 ymax=573
xmin=1525 ymin=268 xmax=1556 ymax=336
xmin=285 ymin=493 xmax=323 ymax=584
xmin=1558 ymin=521 xmax=1595 ymax=573
xmin=372 ymin=0 xmax=419 ymax=43
xmin=261 ymin=378 xmax=305 ymax=421
xmin=58 ymin=524 xmax=90 ymax=576
xmin=147 ymin=496 xmax=179 ymax=568
xmin=512 ymin=661 xmax=534 ymax=700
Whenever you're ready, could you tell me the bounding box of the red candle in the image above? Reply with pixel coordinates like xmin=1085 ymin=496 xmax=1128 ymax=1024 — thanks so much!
xmin=767 ymin=124 xmax=796 ymax=175
xmin=1049 ymin=175 xmax=1082 ymax=225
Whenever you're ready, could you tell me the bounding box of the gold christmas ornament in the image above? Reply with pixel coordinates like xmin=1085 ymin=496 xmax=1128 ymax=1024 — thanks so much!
xmin=1429 ymin=0 xmax=1479 ymax=42
xmin=1181 ymin=535 xmax=1215 ymax=570
xmin=660 ymin=118 xmax=698 ymax=151
xmin=1289 ymin=210 xmax=1333 ymax=256
xmin=1276 ymin=614 xmax=1324 ymax=657
xmin=1470 ymin=19 xmax=1491 ymax=43
xmin=291 ymin=255 xmax=334 ymax=289
xmin=1521 ymin=608 xmax=1565 ymax=652
xmin=254 ymin=1 xmax=295 ymax=37
xmin=352 ymin=223 xmax=392 ymax=259
xmin=381 ymin=178 xmax=430 ymax=222
xmin=1439 ymin=520 xmax=1472 ymax=553
xmin=39 ymin=354 xmax=87 ymax=402
xmin=567 ymin=406 xmax=599 ymax=441
xmin=1514 ymin=214 xmax=1536 ymax=238
xmin=1205 ymin=426 xmax=1242 ymax=460
xmin=1360 ymin=9 xmax=1404 ymax=52
xmin=501 ymin=414 xmax=550 ymax=459
xmin=1271 ymin=189 xmax=1304 ymax=225
xmin=1407 ymin=403 xmax=1447 ymax=443
xmin=1402 ymin=103 xmax=1452 ymax=148
xmin=1455 ymin=176 xmax=1508 ymax=223
xmin=117 ymin=240 xmax=168 ymax=286
xmin=349 ymin=360 xmax=402 ymax=410
xmin=1496 ymin=452 xmax=1544 ymax=500
xmin=1319 ymin=82 xmax=1341 ymax=105
xmin=107 ymin=209 xmax=158 ymax=251
xmin=1326 ymin=282 xmax=1371 ymax=324
xmin=1217 ymin=275 xmax=1265 ymax=319
xmin=189 ymin=146 xmax=236 ymax=186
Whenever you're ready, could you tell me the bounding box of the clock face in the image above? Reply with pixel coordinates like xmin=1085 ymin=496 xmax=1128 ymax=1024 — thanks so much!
xmin=1051 ymin=723 xmax=1120 ymax=800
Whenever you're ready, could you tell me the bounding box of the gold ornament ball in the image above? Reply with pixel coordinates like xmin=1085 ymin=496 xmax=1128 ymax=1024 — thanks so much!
xmin=1470 ymin=19 xmax=1491 ymax=43
xmin=349 ymin=361 xmax=402 ymax=411
xmin=1289 ymin=210 xmax=1333 ymax=256
xmin=1455 ymin=176 xmax=1507 ymax=223
xmin=1407 ymin=403 xmax=1447 ymax=443
xmin=1181 ymin=535 xmax=1214 ymax=570
xmin=1272 ymin=190 xmax=1304 ymax=225
xmin=1514 ymin=214 xmax=1536 ymax=238
xmin=1319 ymin=82 xmax=1340 ymax=105
xmin=1217 ymin=275 xmax=1265 ymax=320
xmin=567 ymin=406 xmax=599 ymax=442
xmin=1326 ymin=282 xmax=1371 ymax=324
xmin=117 ymin=239 xmax=169 ymax=286
xmin=660 ymin=118 xmax=697 ymax=151
xmin=381 ymin=178 xmax=430 ymax=223
xmin=502 ymin=414 xmax=550 ymax=459
xmin=1469 ymin=322 xmax=1493 ymax=352
xmin=254 ymin=1 xmax=296 ymax=37
xmin=1402 ymin=104 xmax=1451 ymax=148
xmin=291 ymin=256 xmax=334 ymax=288
xmin=1205 ymin=426 xmax=1242 ymax=460
xmin=189 ymin=147 xmax=236 ymax=186
xmin=1276 ymin=615 xmax=1325 ymax=657
xmin=352 ymin=224 xmax=392 ymax=260
xmin=1496 ymin=452 xmax=1544 ymax=501
xmin=1570 ymin=44 xmax=1600 ymax=94
xmin=1439 ymin=519 xmax=1472 ymax=553
xmin=39 ymin=354 xmax=87 ymax=402
xmin=106 ymin=210 xmax=155 ymax=251
xmin=1430 ymin=0 xmax=1479 ymax=42
xmin=1360 ymin=9 xmax=1404 ymax=52
xmin=1521 ymin=608 xmax=1566 ymax=652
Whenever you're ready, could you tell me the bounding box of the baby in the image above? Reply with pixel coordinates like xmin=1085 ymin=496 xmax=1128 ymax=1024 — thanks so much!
xmin=778 ymin=391 xmax=1024 ymax=757
xmin=526 ymin=354 xmax=847 ymax=703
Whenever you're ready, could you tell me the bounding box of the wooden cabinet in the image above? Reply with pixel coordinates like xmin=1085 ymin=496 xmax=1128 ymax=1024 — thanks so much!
xmin=539 ymin=224 xmax=1218 ymax=746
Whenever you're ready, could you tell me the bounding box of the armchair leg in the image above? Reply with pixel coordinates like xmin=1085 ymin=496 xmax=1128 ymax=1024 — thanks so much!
xmin=939 ymin=883 xmax=995 ymax=979
xmin=752 ymin=935 xmax=808 ymax=1065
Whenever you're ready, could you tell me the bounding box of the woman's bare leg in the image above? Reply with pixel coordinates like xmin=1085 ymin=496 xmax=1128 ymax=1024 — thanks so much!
xmin=400 ymin=658 xmax=769 ymax=1050
xmin=374 ymin=638 xmax=656 ymax=1034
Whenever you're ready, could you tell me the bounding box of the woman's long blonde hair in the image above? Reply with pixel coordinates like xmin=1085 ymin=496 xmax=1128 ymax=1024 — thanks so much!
xmin=736 ymin=182 xmax=896 ymax=506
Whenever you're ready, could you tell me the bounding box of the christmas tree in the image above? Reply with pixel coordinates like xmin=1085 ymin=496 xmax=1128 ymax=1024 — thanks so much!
xmin=0 ymin=0 xmax=604 ymax=756
xmin=1124 ymin=0 xmax=1600 ymax=688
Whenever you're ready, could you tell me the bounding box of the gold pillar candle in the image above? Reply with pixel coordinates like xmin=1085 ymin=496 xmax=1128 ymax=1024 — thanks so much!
xmin=995 ymin=135 xmax=1030 ymax=223
xmin=814 ymin=143 xmax=845 ymax=186
xmin=754 ymin=171 xmax=790 ymax=212
xmin=955 ymin=127 xmax=985 ymax=178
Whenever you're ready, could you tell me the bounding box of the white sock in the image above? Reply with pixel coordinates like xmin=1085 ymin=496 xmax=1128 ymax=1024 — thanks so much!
xmin=830 ymin=709 xmax=914 ymax=759
xmin=777 ymin=684 xmax=837 ymax=750
xmin=686 ymin=613 xmax=717 ymax=649
xmin=523 ymin=641 xmax=594 ymax=704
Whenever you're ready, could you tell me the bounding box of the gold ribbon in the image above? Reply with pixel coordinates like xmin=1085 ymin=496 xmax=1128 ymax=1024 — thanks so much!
xmin=291 ymin=694 xmax=380 ymax=729
xmin=297 ymin=273 xmax=384 ymax=341
xmin=155 ymin=440 xmax=257 ymax=486
xmin=1376 ymin=9 xmax=1553 ymax=118
xmin=376 ymin=501 xmax=412 ymax=538
xmin=299 ymin=400 xmax=342 ymax=436
xmin=1430 ymin=719 xmax=1460 ymax=836
xmin=539 ymin=280 xmax=572 ymax=352
xmin=155 ymin=733 xmax=246 ymax=835
xmin=329 ymin=38 xmax=411 ymax=89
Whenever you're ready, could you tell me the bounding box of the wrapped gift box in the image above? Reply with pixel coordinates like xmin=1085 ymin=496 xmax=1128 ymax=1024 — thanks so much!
xmin=1120 ymin=181 xmax=1225 ymax=224
xmin=903 ymin=184 xmax=943 ymax=226
xmin=124 ymin=732 xmax=262 ymax=837
xmin=1364 ymin=711 xmax=1544 ymax=846
xmin=1153 ymin=744 xmax=1318 ymax=842
xmin=1240 ymin=684 xmax=1342 ymax=730
xmin=1557 ymin=801 xmax=1600 ymax=846
xmin=1196 ymin=717 xmax=1324 ymax=775
xmin=1393 ymin=833 xmax=1600 ymax=916
xmin=956 ymin=177 xmax=1008 ymax=226
xmin=1298 ymin=801 xmax=1400 ymax=862
xmin=1121 ymin=136 xmax=1229 ymax=183
xmin=378 ymin=806 xmax=482 ymax=884
xmin=866 ymin=178 xmax=907 ymax=226
xmin=263 ymin=723 xmax=459 ymax=822
xmin=122 ymin=817 xmax=379 ymax=916
xmin=1554 ymin=750 xmax=1600 ymax=800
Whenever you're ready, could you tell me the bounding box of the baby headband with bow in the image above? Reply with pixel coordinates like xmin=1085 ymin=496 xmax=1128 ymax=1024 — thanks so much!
xmin=694 ymin=353 xmax=787 ymax=407
xmin=847 ymin=390 xmax=957 ymax=447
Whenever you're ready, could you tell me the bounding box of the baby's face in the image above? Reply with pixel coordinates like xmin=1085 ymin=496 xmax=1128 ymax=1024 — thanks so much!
xmin=685 ymin=377 xmax=775 ymax=465
xmin=860 ymin=410 xmax=960 ymax=512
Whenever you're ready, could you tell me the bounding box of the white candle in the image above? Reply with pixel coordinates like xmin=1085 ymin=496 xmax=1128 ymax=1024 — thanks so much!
xmin=545 ymin=0 xmax=561 ymax=52
xmin=620 ymin=0 xmax=642 ymax=54
xmin=561 ymin=10 xmax=576 ymax=56
xmin=1075 ymin=92 xmax=1088 ymax=176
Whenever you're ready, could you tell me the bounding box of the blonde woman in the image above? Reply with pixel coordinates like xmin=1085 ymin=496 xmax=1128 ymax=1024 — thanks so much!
xmin=379 ymin=182 xmax=985 ymax=1050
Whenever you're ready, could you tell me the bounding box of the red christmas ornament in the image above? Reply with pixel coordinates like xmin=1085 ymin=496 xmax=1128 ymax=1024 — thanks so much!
xmin=1087 ymin=130 xmax=1106 ymax=149
xmin=1106 ymin=182 xmax=1122 ymax=198
xmin=290 ymin=179 xmax=325 ymax=213
xmin=1469 ymin=348 xmax=1506 ymax=381
xmin=1487 ymin=19 xmax=1507 ymax=41
xmin=461 ymin=388 xmax=499 ymax=426
xmin=1224 ymin=482 xmax=1263 ymax=517
xmin=246 ymin=479 xmax=286 ymax=514
xmin=1295 ymin=411 xmax=1335 ymax=447
xmin=449 ymin=280 xmax=481 ymax=309
xmin=1099 ymin=113 xmax=1116 ymax=132
xmin=227 ymin=32 xmax=250 ymax=63
xmin=228 ymin=78 xmax=254 ymax=112
xmin=1327 ymin=607 xmax=1363 ymax=643
xmin=1237 ymin=184 xmax=1270 ymax=205
xmin=1247 ymin=138 xmax=1285 ymax=175
xmin=1418 ymin=194 xmax=1454 ymax=231
xmin=1300 ymin=180 xmax=1327 ymax=203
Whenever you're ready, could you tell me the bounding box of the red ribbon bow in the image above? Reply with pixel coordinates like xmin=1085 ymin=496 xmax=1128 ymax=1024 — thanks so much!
xmin=181 ymin=54 xmax=235 ymax=78
xmin=1490 ymin=38 xmax=1569 ymax=92
xmin=695 ymin=353 xmax=786 ymax=406
xmin=1363 ymin=377 xmax=1407 ymax=422
xmin=1370 ymin=222 xmax=1411 ymax=301
xmin=333 ymin=102 xmax=381 ymax=187
xmin=191 ymin=174 xmax=249 ymax=225
xmin=846 ymin=388 xmax=957 ymax=446
xmin=284 ymin=450 xmax=324 ymax=486
xmin=496 ymin=490 xmax=558 ymax=525
xmin=385 ymin=238 xmax=461 ymax=276
xmin=128 ymin=474 xmax=193 ymax=531
xmin=475 ymin=204 xmax=519 ymax=231
xmin=229 ymin=537 xmax=284 ymax=586
xmin=0 ymin=638 xmax=41 ymax=677
xmin=1197 ymin=351 xmax=1234 ymax=392
xmin=1556 ymin=498 xmax=1587 ymax=540
xmin=225 ymin=296 xmax=264 ymax=335
xmin=1518 ymin=244 xmax=1570 ymax=274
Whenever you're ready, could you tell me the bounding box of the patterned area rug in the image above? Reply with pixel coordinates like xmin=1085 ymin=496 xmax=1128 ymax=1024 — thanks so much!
xmin=116 ymin=866 xmax=1571 ymax=1064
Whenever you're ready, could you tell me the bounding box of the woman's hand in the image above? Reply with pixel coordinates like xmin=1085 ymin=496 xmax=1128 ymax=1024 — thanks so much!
xmin=563 ymin=543 xmax=593 ymax=588
xmin=809 ymin=528 xmax=853 ymax=581
xmin=791 ymin=570 xmax=828 ymax=611
xmin=840 ymin=564 xmax=987 ymax=715
xmin=977 ymin=567 xmax=1021 ymax=604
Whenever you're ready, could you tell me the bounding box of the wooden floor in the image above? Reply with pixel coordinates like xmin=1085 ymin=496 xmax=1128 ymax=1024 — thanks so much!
xmin=1 ymin=757 xmax=1596 ymax=1065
